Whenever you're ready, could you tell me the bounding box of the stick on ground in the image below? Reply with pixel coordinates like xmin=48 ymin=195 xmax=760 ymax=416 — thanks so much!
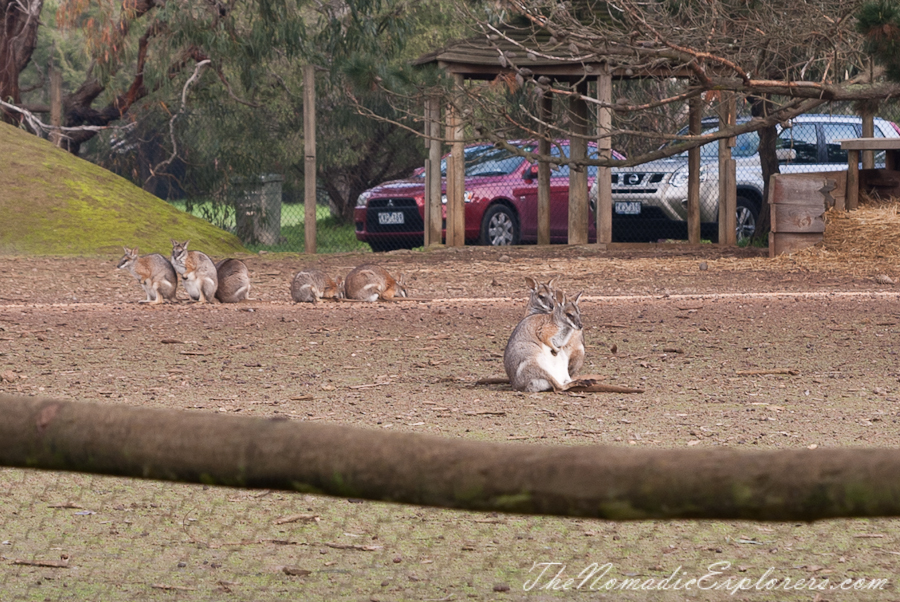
xmin=475 ymin=375 xmax=643 ymax=393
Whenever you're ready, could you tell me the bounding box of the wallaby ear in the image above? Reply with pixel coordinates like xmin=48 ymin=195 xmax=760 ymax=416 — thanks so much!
xmin=547 ymin=277 xmax=558 ymax=289
xmin=572 ymin=291 xmax=583 ymax=304
xmin=554 ymin=289 xmax=565 ymax=304
xmin=132 ymin=247 xmax=139 ymax=255
xmin=170 ymin=239 xmax=177 ymax=246
xmin=525 ymin=276 xmax=537 ymax=291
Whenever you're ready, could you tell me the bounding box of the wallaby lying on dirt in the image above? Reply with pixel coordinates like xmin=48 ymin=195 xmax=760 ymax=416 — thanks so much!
xmin=291 ymin=269 xmax=343 ymax=303
xmin=343 ymin=264 xmax=407 ymax=301
xmin=214 ymin=258 xmax=251 ymax=303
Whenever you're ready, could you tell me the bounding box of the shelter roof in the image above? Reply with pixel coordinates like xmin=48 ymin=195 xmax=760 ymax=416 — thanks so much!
xmin=413 ymin=19 xmax=691 ymax=82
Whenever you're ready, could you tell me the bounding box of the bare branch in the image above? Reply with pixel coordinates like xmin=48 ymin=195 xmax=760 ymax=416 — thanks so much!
xmin=0 ymin=98 xmax=131 ymax=139
xmin=151 ymin=59 xmax=212 ymax=177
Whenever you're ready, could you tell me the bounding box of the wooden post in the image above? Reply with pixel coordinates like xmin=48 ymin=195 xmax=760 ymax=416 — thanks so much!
xmin=49 ymin=60 xmax=63 ymax=148
xmin=537 ymin=95 xmax=552 ymax=246
xmin=687 ymin=97 xmax=702 ymax=244
xmin=845 ymin=149 xmax=858 ymax=211
xmin=862 ymin=108 xmax=875 ymax=170
xmin=446 ymin=73 xmax=465 ymax=247
xmin=424 ymin=95 xmax=442 ymax=247
xmin=303 ymin=64 xmax=317 ymax=255
xmin=717 ymin=93 xmax=737 ymax=246
xmin=596 ymin=68 xmax=613 ymax=244
xmin=568 ymin=83 xmax=589 ymax=245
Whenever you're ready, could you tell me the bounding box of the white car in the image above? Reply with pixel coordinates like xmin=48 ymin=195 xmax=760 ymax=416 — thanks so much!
xmin=591 ymin=114 xmax=900 ymax=242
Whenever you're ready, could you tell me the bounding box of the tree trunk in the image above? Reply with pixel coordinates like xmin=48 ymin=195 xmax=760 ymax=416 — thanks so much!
xmin=750 ymin=94 xmax=779 ymax=244
xmin=0 ymin=0 xmax=44 ymax=122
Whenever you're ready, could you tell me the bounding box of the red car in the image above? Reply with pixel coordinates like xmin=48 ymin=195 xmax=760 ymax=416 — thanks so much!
xmin=354 ymin=142 xmax=624 ymax=252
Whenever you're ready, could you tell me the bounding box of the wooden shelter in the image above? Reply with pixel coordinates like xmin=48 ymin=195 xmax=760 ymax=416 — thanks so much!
xmin=413 ymin=22 xmax=739 ymax=246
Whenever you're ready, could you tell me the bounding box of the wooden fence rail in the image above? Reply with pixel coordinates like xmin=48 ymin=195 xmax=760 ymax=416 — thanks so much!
xmin=2 ymin=394 xmax=900 ymax=522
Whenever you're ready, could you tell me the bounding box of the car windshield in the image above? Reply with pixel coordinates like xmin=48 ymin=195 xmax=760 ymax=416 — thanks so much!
xmin=673 ymin=127 xmax=760 ymax=159
xmin=463 ymin=145 xmax=534 ymax=177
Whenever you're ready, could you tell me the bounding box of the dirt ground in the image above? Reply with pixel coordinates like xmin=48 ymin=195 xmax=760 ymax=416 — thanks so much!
xmin=1 ymin=243 xmax=900 ymax=601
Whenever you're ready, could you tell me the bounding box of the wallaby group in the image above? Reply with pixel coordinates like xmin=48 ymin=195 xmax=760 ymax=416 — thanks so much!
xmin=503 ymin=276 xmax=584 ymax=392
xmin=291 ymin=264 xmax=407 ymax=303
xmin=119 ymin=246 xmax=405 ymax=306
xmin=117 ymin=241 xmax=251 ymax=304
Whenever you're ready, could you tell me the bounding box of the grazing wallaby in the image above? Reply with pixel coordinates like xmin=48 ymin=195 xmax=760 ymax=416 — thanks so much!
xmin=344 ymin=264 xmax=407 ymax=301
xmin=170 ymin=240 xmax=218 ymax=303
xmin=523 ymin=277 xmax=585 ymax=377
xmin=504 ymin=290 xmax=583 ymax=392
xmin=291 ymin=269 xmax=343 ymax=303
xmin=117 ymin=247 xmax=178 ymax=304
xmin=214 ymin=258 xmax=251 ymax=303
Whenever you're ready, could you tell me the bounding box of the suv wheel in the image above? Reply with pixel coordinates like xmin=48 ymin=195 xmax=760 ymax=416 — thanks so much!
xmin=480 ymin=204 xmax=519 ymax=246
xmin=736 ymin=195 xmax=759 ymax=243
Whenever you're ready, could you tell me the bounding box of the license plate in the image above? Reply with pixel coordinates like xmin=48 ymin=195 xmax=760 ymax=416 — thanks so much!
xmin=615 ymin=201 xmax=641 ymax=215
xmin=378 ymin=211 xmax=404 ymax=225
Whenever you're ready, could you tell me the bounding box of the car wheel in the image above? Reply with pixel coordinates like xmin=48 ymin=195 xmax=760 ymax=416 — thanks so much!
xmin=736 ymin=195 xmax=759 ymax=243
xmin=480 ymin=204 xmax=519 ymax=246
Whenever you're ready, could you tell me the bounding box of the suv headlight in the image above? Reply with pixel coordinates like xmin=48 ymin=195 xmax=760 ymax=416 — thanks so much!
xmin=669 ymin=165 xmax=708 ymax=188
xmin=355 ymin=191 xmax=372 ymax=208
xmin=441 ymin=191 xmax=474 ymax=204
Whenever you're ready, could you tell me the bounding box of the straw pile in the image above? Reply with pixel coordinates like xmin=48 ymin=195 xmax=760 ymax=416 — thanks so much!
xmin=779 ymin=195 xmax=900 ymax=265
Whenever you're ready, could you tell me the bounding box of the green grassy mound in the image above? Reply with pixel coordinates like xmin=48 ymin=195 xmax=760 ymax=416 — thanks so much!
xmin=0 ymin=122 xmax=246 ymax=256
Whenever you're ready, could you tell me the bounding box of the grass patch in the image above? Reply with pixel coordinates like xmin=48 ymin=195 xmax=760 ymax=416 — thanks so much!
xmin=0 ymin=122 xmax=245 ymax=256
xmin=170 ymin=200 xmax=370 ymax=254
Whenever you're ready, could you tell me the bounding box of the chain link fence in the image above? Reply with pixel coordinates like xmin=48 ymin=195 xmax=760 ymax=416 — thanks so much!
xmin=2 ymin=395 xmax=899 ymax=601
xmin=354 ymin=102 xmax=900 ymax=251
xmin=86 ymin=101 xmax=900 ymax=254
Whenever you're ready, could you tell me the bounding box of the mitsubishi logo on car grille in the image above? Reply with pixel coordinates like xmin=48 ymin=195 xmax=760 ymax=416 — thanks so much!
xmin=387 ymin=199 xmax=395 ymax=207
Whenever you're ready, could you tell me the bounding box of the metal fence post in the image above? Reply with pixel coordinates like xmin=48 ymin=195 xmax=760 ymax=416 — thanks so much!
xmin=304 ymin=64 xmax=317 ymax=255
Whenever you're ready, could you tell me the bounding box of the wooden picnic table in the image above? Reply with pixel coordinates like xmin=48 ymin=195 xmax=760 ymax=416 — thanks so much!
xmin=839 ymin=138 xmax=900 ymax=210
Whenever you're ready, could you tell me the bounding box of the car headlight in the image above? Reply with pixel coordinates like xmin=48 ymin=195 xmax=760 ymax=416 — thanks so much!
xmin=441 ymin=191 xmax=474 ymax=204
xmin=355 ymin=191 xmax=372 ymax=208
xmin=669 ymin=166 xmax=708 ymax=188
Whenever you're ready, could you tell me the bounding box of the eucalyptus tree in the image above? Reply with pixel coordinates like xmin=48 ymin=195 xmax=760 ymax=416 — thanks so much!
xmin=3 ymin=0 xmax=466 ymax=224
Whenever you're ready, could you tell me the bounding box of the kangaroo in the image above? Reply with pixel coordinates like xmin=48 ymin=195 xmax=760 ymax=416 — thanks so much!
xmin=214 ymin=258 xmax=251 ymax=303
xmin=291 ymin=269 xmax=343 ymax=303
xmin=117 ymin=247 xmax=178 ymax=304
xmin=170 ymin=240 xmax=218 ymax=303
xmin=523 ymin=277 xmax=585 ymax=377
xmin=504 ymin=290 xmax=583 ymax=392
xmin=344 ymin=264 xmax=407 ymax=301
